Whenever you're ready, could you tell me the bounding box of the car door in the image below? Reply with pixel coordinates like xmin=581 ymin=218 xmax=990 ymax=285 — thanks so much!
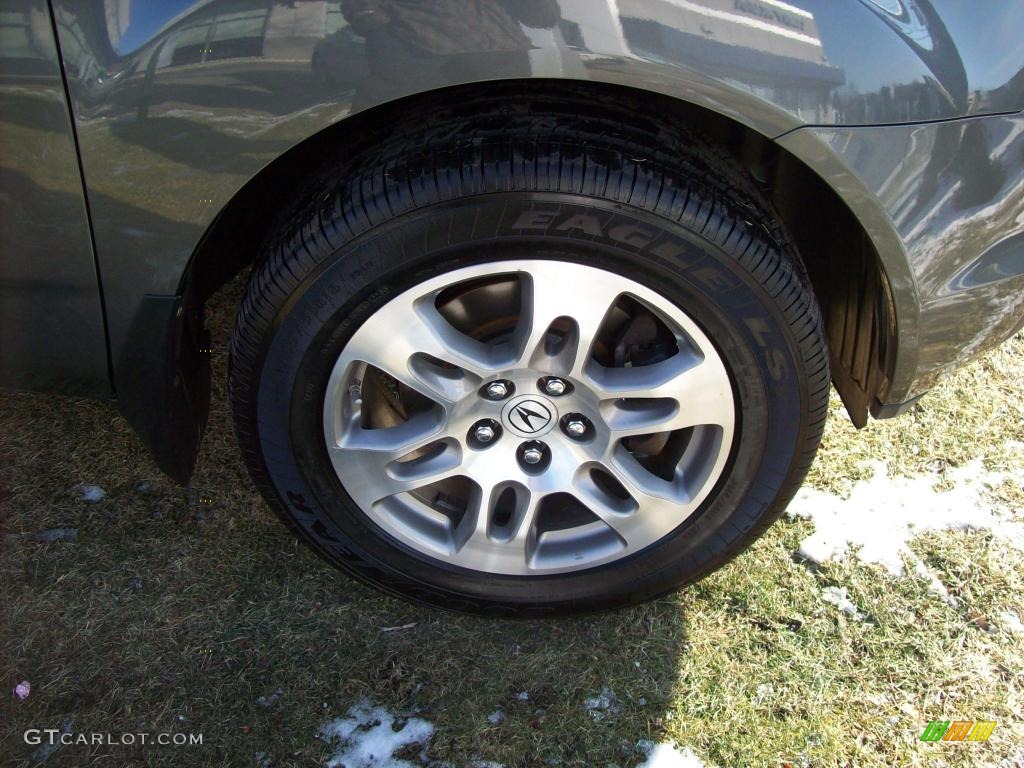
xmin=0 ymin=0 xmax=109 ymax=396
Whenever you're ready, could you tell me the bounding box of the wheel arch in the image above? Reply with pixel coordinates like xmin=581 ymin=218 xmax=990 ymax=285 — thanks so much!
xmin=153 ymin=79 xmax=903 ymax=482
xmin=187 ymin=80 xmax=901 ymax=422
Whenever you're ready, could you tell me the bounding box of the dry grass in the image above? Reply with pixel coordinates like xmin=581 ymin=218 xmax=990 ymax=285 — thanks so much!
xmin=1 ymin=276 xmax=1022 ymax=767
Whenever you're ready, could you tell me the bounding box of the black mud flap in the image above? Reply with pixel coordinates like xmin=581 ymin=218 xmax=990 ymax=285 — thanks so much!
xmin=115 ymin=282 xmax=210 ymax=484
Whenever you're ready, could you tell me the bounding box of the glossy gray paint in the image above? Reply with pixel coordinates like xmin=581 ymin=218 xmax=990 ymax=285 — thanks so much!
xmin=4 ymin=1 xmax=1023 ymax=418
xmin=0 ymin=0 xmax=109 ymax=397
xmin=780 ymin=112 xmax=1024 ymax=401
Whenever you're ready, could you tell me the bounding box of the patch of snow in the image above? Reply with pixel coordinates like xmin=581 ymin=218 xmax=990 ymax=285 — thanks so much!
xmin=487 ymin=709 xmax=505 ymax=725
xmin=820 ymin=586 xmax=864 ymax=620
xmin=379 ymin=622 xmax=417 ymax=632
xmin=1001 ymin=611 xmax=1024 ymax=634
xmin=77 ymin=484 xmax=105 ymax=502
xmin=583 ymin=686 xmax=622 ymax=722
xmin=34 ymin=528 xmax=77 ymax=543
xmin=3 ymin=528 xmax=78 ymax=544
xmin=468 ymin=762 xmax=505 ymax=768
xmin=31 ymin=719 xmax=72 ymax=763
xmin=753 ymin=683 xmax=774 ymax=704
xmin=787 ymin=458 xmax=1024 ymax=596
xmin=256 ymin=690 xmax=283 ymax=708
xmin=318 ymin=700 xmax=434 ymax=768
xmin=638 ymin=741 xmax=710 ymax=768
xmin=910 ymin=559 xmax=954 ymax=603
xmin=514 ymin=691 xmax=529 ymax=702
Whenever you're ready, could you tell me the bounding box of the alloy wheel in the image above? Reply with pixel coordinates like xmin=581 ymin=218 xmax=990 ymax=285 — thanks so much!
xmin=322 ymin=260 xmax=736 ymax=575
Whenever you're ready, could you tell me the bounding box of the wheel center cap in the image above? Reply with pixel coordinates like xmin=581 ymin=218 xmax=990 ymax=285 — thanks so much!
xmin=502 ymin=394 xmax=556 ymax=438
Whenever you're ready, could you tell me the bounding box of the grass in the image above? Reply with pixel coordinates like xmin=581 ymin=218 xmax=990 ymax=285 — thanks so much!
xmin=1 ymin=274 xmax=1023 ymax=768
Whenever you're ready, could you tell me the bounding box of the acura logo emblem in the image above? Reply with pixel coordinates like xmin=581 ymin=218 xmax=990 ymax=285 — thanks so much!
xmin=503 ymin=396 xmax=555 ymax=436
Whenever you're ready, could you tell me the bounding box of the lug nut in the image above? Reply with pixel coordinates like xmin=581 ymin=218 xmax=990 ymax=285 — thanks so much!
xmin=544 ymin=378 xmax=567 ymax=396
xmin=561 ymin=413 xmax=592 ymax=440
xmin=565 ymin=418 xmax=587 ymax=438
xmin=470 ymin=419 xmax=501 ymax=448
xmin=522 ymin=447 xmax=544 ymax=465
xmin=518 ymin=441 xmax=549 ymax=471
xmin=485 ymin=381 xmax=510 ymax=400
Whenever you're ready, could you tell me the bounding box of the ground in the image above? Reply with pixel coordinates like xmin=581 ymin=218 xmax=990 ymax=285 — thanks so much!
xmin=1 ymin=277 xmax=1023 ymax=768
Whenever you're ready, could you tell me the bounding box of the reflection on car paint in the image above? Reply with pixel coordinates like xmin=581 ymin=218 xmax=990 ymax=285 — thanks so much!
xmin=3 ymin=0 xmax=1023 ymax=407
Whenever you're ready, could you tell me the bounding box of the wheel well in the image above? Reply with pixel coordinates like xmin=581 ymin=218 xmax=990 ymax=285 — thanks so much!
xmin=185 ymin=80 xmax=895 ymax=427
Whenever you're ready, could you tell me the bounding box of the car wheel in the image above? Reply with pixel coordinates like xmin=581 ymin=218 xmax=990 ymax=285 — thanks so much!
xmin=229 ymin=93 xmax=829 ymax=615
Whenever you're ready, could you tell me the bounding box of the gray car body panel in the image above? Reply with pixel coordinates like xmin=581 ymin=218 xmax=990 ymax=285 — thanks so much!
xmin=0 ymin=0 xmax=109 ymax=397
xmin=4 ymin=1 xmax=1024 ymax=417
xmin=780 ymin=113 xmax=1024 ymax=401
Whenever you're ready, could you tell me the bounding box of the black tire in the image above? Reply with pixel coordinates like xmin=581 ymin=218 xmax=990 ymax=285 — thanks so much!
xmin=229 ymin=88 xmax=829 ymax=616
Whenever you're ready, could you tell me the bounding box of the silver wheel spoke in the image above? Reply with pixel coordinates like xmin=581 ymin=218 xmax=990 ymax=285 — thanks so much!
xmin=607 ymin=448 xmax=694 ymax=507
xmin=329 ymin=445 xmax=463 ymax=503
xmin=456 ymin=482 xmax=541 ymax=569
xmin=570 ymin=480 xmax=636 ymax=539
xmin=336 ymin=410 xmax=444 ymax=455
xmin=506 ymin=488 xmax=542 ymax=552
xmin=339 ymin=296 xmax=498 ymax=405
xmin=598 ymin=355 xmax=734 ymax=436
xmin=514 ymin=264 xmax=623 ymax=376
xmin=329 ymin=416 xmax=461 ymax=503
